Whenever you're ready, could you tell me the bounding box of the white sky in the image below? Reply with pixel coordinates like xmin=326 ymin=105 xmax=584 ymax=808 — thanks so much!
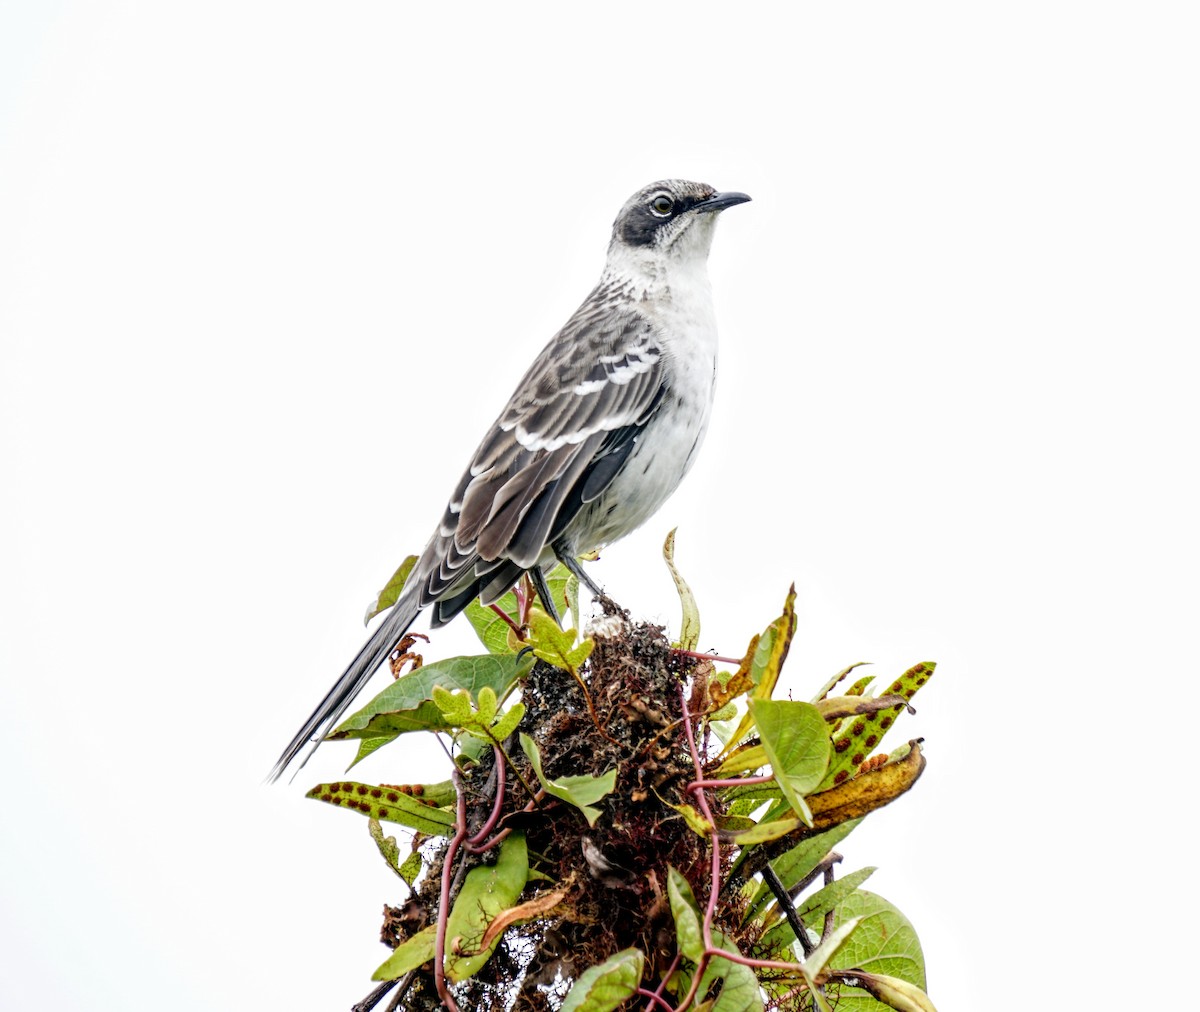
xmin=2 ymin=2 xmax=1196 ymax=1009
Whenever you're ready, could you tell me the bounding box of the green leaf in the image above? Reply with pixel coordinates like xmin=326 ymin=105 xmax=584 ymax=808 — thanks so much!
xmin=368 ymin=818 xmax=424 ymax=885
xmin=712 ymin=744 xmax=768 ymax=778
xmin=802 ymin=915 xmax=861 ymax=980
xmin=398 ymin=848 xmax=423 ymax=886
xmin=540 ymin=563 xmax=575 ymax=624
xmin=432 ymin=685 xmax=473 ymax=725
xmin=519 ymin=733 xmax=615 ymax=826
xmin=364 ymin=555 xmax=418 ymax=624
xmin=811 ymin=662 xmax=872 ymax=704
xmin=330 ymin=653 xmax=533 ymax=745
xmin=717 ymin=589 xmax=798 ymax=756
xmin=368 ymin=818 xmax=403 ymax=878
xmin=707 ymin=930 xmax=765 ymax=1011
xmin=821 ymin=662 xmax=936 ymax=791
xmin=682 ymin=928 xmax=765 ymax=1011
xmin=797 ymin=866 xmax=876 ymax=924
xmin=747 ymin=586 xmax=796 ymax=701
xmin=306 ymin=781 xmax=456 ymax=835
xmin=444 ymin=832 xmax=529 ymax=981
xmin=742 ymin=820 xmax=863 ymax=922
xmin=560 ymin=947 xmax=645 ymax=1012
xmin=663 ymin=528 xmax=701 ymax=650
xmin=666 ymin=799 xmax=713 ymax=837
xmin=761 ymin=866 xmax=877 ymax=949
xmin=490 ymin=703 xmax=525 ymax=742
xmin=463 ymin=564 xmax=575 ymax=654
xmin=348 ymin=734 xmax=400 ymax=770
xmin=464 ymin=595 xmax=522 ymax=655
xmin=336 ymin=699 xmax=452 ymax=745
xmin=825 ymin=890 xmax=927 ymax=992
xmin=749 ymin=698 xmax=830 ymax=826
xmin=371 ymin=924 xmax=437 ymax=980
xmin=526 ymin=609 xmax=593 ymax=674
xmin=565 ymin=571 xmax=580 ymax=630
xmin=667 ymin=867 xmax=704 ymax=962
xmin=830 ymin=971 xmax=939 ymax=1012
xmin=729 ymin=817 xmax=802 ymax=847
xmin=725 ymin=791 xmax=779 ymax=819
xmin=429 ymin=684 xmax=524 ymax=744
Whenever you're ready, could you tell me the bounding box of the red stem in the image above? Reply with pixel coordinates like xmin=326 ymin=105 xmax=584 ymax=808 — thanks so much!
xmin=636 ymin=988 xmax=677 ymax=1011
xmin=686 ymin=773 xmax=775 ymax=793
xmin=678 ymin=685 xmax=721 ymax=948
xmin=489 ymin=602 xmax=524 ymax=640
xmin=466 ymin=788 xmax=546 ymax=854
xmin=674 ymin=649 xmax=743 ymax=665
xmin=643 ymin=952 xmax=682 ymax=1012
xmin=674 ymin=684 xmax=722 ymax=1009
xmin=466 ymin=747 xmax=507 ymax=847
xmin=434 ymin=777 xmax=468 ymax=1012
xmin=701 ymin=948 xmax=800 ymax=973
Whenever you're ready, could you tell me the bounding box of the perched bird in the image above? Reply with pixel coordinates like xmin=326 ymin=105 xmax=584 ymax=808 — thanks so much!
xmin=270 ymin=179 xmax=750 ymax=781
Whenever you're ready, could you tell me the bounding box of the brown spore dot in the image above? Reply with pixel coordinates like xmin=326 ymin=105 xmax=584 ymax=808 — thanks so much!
xmin=880 ymin=716 xmax=893 ymax=729
xmin=834 ymin=738 xmax=850 ymax=754
xmin=321 ymin=794 xmax=333 ymax=803
xmin=851 ymin=752 xmax=865 ymax=766
xmin=833 ymin=770 xmax=849 ymax=785
xmin=912 ymin=664 xmax=926 ymax=675
xmin=378 ymin=808 xmax=389 ymax=818
xmin=357 ymin=785 xmax=370 ymax=796
xmin=371 ymin=788 xmax=383 ymax=798
xmin=851 ymin=721 xmax=865 ymax=736
xmin=865 ymin=735 xmax=878 ymax=748
xmin=387 ymin=792 xmax=400 ymax=803
xmin=412 ymin=785 xmax=424 ymax=797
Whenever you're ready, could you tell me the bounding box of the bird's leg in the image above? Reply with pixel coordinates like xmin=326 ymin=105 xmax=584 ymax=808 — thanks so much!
xmin=527 ymin=566 xmax=562 ymax=626
xmin=553 ymin=549 xmax=604 ymax=598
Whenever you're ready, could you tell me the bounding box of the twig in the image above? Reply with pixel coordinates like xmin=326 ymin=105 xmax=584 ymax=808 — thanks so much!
xmin=821 ymin=863 xmax=837 ymax=944
xmin=382 ymin=972 xmax=415 ymax=1012
xmin=762 ymin=863 xmax=813 ymax=957
xmin=351 ymin=977 xmax=399 ymax=1012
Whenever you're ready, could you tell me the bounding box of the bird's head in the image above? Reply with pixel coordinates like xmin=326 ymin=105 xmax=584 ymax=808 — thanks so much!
xmin=608 ymin=179 xmax=750 ymax=272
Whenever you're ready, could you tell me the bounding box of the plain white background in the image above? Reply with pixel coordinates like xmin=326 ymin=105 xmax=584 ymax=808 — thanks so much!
xmin=2 ymin=2 xmax=1196 ymax=1008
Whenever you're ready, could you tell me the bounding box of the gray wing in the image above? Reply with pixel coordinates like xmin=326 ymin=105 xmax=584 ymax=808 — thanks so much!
xmin=408 ymin=288 xmax=667 ymax=623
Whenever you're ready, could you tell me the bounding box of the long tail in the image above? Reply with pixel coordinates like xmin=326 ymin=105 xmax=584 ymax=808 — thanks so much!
xmin=268 ymin=594 xmax=422 ymax=783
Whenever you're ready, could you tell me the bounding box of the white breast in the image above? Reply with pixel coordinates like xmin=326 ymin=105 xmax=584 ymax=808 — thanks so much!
xmin=560 ymin=259 xmax=719 ymax=552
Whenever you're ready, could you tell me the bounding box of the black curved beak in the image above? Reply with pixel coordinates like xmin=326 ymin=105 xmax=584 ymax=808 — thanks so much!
xmin=694 ymin=191 xmax=752 ymax=214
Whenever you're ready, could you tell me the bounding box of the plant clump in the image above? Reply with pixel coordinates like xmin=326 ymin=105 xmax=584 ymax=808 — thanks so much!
xmin=305 ymin=541 xmax=940 ymax=1012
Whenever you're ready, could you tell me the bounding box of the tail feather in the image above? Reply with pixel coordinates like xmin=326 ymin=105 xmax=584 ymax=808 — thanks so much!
xmin=268 ymin=594 xmax=422 ymax=783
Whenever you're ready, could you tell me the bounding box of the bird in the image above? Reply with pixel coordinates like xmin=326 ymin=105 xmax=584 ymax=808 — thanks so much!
xmin=270 ymin=179 xmax=750 ymax=782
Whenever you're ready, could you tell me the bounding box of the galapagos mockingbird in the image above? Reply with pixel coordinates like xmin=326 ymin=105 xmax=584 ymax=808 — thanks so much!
xmin=270 ymin=179 xmax=750 ymax=781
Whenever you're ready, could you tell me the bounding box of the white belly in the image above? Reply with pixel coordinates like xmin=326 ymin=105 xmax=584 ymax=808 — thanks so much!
xmin=560 ymin=283 xmax=719 ymax=553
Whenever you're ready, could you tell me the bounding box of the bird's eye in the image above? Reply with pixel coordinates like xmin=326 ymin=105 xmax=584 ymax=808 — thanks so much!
xmin=649 ymin=194 xmax=674 ymax=217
